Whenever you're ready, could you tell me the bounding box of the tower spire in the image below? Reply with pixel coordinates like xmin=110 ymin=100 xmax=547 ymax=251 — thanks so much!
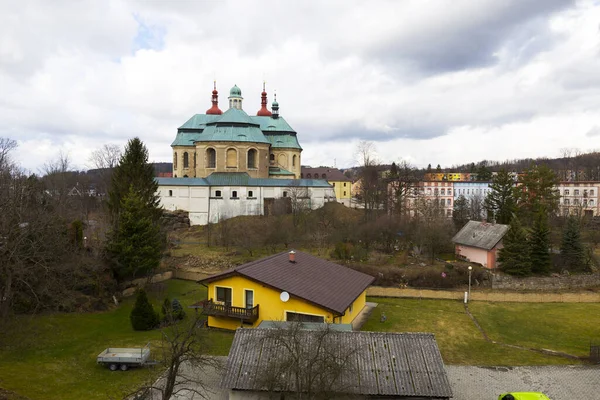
xmin=256 ymin=80 xmax=272 ymax=116
xmin=206 ymin=81 xmax=223 ymax=115
xmin=271 ymin=91 xmax=279 ymax=119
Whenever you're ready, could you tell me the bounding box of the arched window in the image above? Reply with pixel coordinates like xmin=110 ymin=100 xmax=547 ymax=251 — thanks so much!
xmin=270 ymin=153 xmax=275 ymax=162
xmin=206 ymin=148 xmax=216 ymax=168
xmin=173 ymin=152 xmax=177 ymax=169
xmin=193 ymin=152 xmax=197 ymax=169
xmin=321 ymin=174 xmax=326 ymax=179
xmin=226 ymin=148 xmax=237 ymax=168
xmin=292 ymin=155 xmax=297 ymax=167
xmin=183 ymin=152 xmax=189 ymax=168
xmin=278 ymin=153 xmax=287 ymax=167
xmin=306 ymin=173 xmax=311 ymax=178
xmin=247 ymin=149 xmax=257 ymax=169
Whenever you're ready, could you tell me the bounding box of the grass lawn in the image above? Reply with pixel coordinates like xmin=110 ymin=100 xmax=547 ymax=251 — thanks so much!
xmin=362 ymin=297 xmax=598 ymax=366
xmin=0 ymin=280 xmax=234 ymax=400
xmin=468 ymin=301 xmax=600 ymax=357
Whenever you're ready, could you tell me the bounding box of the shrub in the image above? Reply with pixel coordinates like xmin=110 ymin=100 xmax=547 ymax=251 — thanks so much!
xmin=130 ymin=289 xmax=159 ymax=331
xmin=171 ymin=298 xmax=186 ymax=320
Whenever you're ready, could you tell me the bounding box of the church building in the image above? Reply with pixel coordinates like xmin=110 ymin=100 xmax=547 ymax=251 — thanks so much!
xmin=156 ymin=83 xmax=335 ymax=225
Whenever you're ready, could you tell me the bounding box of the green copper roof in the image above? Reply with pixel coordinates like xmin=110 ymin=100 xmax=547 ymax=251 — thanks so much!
xmin=251 ymin=115 xmax=295 ymax=133
xmin=179 ymin=114 xmax=220 ymax=130
xmin=269 ymin=167 xmax=295 ymax=176
xmin=199 ymin=125 xmax=269 ymax=144
xmin=265 ymin=133 xmax=302 ymax=150
xmin=171 ymin=132 xmax=202 ymax=147
xmin=212 ymin=107 xmax=259 ymax=126
xmin=156 ymin=173 xmax=331 ymax=188
xmin=229 ymin=85 xmax=242 ymax=96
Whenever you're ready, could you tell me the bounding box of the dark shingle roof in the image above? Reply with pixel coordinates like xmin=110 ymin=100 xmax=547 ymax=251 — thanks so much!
xmin=301 ymin=167 xmax=351 ymax=181
xmin=222 ymin=329 xmax=452 ymax=398
xmin=200 ymin=251 xmax=374 ymax=314
xmin=452 ymin=220 xmax=509 ymax=250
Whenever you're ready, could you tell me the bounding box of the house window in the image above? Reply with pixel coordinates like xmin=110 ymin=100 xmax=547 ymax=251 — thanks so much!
xmin=447 ymin=199 xmax=451 ymax=206
xmin=173 ymin=152 xmax=177 ymax=169
xmin=441 ymin=189 xmax=445 ymax=195
xmin=231 ymin=190 xmax=238 ymax=198
xmin=448 ymin=189 xmax=452 ymax=195
xmin=248 ymin=190 xmax=254 ymax=197
xmin=574 ymin=198 xmax=580 ymax=205
xmin=564 ymin=199 xmax=570 ymax=205
xmin=245 ymin=290 xmax=254 ymax=309
xmin=215 ymin=190 xmax=222 ymax=197
xmin=584 ymin=199 xmax=588 ymax=206
xmin=574 ymin=189 xmax=580 ymax=195
xmin=168 ymin=190 xmax=173 ymax=197
xmin=564 ymin=189 xmax=570 ymax=195
xmin=226 ymin=148 xmax=237 ymax=168
xmin=216 ymin=287 xmax=232 ymax=306
xmin=183 ymin=152 xmax=189 ymax=168
xmin=590 ymin=200 xmax=595 ymax=206
xmin=447 ymin=209 xmax=452 ymax=217
xmin=247 ymin=149 xmax=257 ymax=169
xmin=584 ymin=190 xmax=588 ymax=196
xmin=591 ymin=190 xmax=595 ymax=196
xmin=286 ymin=312 xmax=324 ymax=323
xmin=206 ymin=148 xmax=216 ymax=168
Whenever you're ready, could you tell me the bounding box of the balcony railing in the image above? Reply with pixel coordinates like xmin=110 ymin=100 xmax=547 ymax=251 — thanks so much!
xmin=201 ymin=300 xmax=259 ymax=323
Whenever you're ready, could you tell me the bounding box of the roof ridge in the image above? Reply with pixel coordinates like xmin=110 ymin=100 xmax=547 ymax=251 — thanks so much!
xmin=236 ymin=251 xmax=288 ymax=272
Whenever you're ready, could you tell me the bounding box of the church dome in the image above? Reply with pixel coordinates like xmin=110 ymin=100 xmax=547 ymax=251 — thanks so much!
xmin=230 ymin=85 xmax=242 ymax=96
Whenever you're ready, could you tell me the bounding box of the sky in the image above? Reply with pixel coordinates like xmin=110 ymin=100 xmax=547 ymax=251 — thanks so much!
xmin=2 ymin=0 xmax=600 ymax=173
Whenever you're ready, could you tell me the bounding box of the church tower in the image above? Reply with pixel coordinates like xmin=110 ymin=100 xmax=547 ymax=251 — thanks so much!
xmin=206 ymin=81 xmax=223 ymax=115
xmin=228 ymin=84 xmax=243 ymax=110
xmin=256 ymin=82 xmax=272 ymax=116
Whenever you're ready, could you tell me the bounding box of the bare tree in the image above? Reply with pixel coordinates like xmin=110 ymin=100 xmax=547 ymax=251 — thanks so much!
xmin=88 ymin=143 xmax=122 ymax=195
xmin=287 ymin=183 xmax=312 ymax=227
xmin=468 ymin=194 xmax=485 ymax=221
xmin=355 ymin=141 xmax=384 ymax=221
xmin=0 ymin=137 xmax=17 ymax=172
xmin=129 ymin=313 xmax=222 ymax=400
xmin=387 ymin=160 xmax=418 ymax=217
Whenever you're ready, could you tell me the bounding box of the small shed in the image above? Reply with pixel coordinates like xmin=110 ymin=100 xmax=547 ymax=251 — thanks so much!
xmin=452 ymin=220 xmax=509 ymax=269
xmin=221 ymin=328 xmax=453 ymax=399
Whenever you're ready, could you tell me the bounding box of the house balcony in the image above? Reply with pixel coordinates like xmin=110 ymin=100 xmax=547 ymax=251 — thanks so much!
xmin=201 ymin=300 xmax=259 ymax=323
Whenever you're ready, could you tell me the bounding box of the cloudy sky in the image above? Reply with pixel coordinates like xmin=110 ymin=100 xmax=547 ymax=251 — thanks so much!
xmin=2 ymin=0 xmax=600 ymax=173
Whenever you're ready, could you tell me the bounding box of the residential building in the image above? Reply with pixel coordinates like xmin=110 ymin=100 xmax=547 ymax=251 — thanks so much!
xmin=196 ymin=251 xmax=374 ymax=330
xmin=556 ymin=181 xmax=600 ymax=217
xmin=301 ymin=167 xmax=352 ymax=206
xmin=416 ymin=181 xmax=454 ymax=217
xmin=222 ymin=329 xmax=453 ymax=399
xmin=452 ymin=220 xmax=509 ymax=269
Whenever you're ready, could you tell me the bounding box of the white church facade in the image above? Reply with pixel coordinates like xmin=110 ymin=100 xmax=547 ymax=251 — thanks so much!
xmin=156 ymin=83 xmax=335 ymax=225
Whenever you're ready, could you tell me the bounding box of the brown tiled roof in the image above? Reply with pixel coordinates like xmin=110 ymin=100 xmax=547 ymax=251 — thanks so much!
xmin=301 ymin=167 xmax=351 ymax=182
xmin=199 ymin=251 xmax=374 ymax=315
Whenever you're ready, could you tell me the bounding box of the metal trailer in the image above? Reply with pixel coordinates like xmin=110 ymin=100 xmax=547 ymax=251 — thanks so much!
xmin=97 ymin=343 xmax=152 ymax=371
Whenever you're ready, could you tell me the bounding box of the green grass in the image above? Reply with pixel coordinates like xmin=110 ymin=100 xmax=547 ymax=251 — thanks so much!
xmin=468 ymin=302 xmax=600 ymax=357
xmin=0 ymin=280 xmax=234 ymax=400
xmin=362 ymin=297 xmax=598 ymax=366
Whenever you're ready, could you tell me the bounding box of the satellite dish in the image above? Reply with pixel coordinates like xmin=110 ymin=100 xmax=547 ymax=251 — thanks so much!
xmin=280 ymin=291 xmax=290 ymax=302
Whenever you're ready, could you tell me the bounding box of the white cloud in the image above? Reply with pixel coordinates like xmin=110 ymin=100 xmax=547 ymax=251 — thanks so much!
xmin=2 ymin=0 xmax=600 ymax=172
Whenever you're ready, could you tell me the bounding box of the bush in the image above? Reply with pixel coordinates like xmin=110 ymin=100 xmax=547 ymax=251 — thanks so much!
xmin=171 ymin=298 xmax=186 ymax=320
xmin=130 ymin=289 xmax=159 ymax=331
xmin=161 ymin=297 xmax=186 ymax=323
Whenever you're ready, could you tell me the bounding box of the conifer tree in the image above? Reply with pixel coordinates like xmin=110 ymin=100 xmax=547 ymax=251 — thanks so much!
xmin=107 ymin=137 xmax=161 ymax=223
xmin=529 ymin=208 xmax=551 ymax=275
xmin=498 ymin=216 xmax=531 ymax=276
xmin=515 ymin=164 xmax=559 ymax=224
xmin=484 ymin=169 xmax=516 ymax=224
xmin=130 ymin=289 xmax=159 ymax=331
xmin=452 ymin=195 xmax=469 ymax=229
xmin=107 ymin=187 xmax=163 ymax=280
xmin=561 ymin=215 xmax=585 ymax=270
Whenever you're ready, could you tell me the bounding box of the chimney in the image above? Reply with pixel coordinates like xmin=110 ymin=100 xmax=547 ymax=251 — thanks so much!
xmin=289 ymin=250 xmax=296 ymax=263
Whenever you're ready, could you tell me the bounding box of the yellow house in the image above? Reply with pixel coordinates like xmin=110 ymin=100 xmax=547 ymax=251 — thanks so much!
xmin=301 ymin=167 xmax=352 ymax=206
xmin=198 ymin=251 xmax=374 ymax=330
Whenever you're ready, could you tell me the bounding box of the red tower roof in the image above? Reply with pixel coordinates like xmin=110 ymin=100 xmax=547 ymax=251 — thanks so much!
xmin=206 ymin=81 xmax=223 ymax=115
xmin=256 ymin=82 xmax=272 ymax=116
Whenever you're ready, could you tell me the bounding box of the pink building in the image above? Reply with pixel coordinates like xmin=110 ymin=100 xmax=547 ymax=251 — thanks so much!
xmin=452 ymin=221 xmax=509 ymax=269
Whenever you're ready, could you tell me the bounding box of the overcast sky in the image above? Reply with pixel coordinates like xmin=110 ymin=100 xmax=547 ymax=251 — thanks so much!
xmin=2 ymin=0 xmax=600 ymax=173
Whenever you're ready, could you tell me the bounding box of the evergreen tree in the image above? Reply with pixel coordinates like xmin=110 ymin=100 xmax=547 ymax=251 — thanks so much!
xmin=476 ymin=164 xmax=493 ymax=181
xmin=498 ymin=216 xmax=532 ymax=276
xmin=130 ymin=289 xmax=159 ymax=331
xmin=484 ymin=169 xmax=516 ymax=224
xmin=107 ymin=137 xmax=161 ymax=223
xmin=389 ymin=162 xmax=398 ymax=178
xmin=436 ymin=164 xmax=442 ymax=172
xmin=452 ymin=195 xmax=469 ymax=229
xmin=529 ymin=208 xmax=551 ymax=274
xmin=171 ymin=298 xmax=186 ymax=320
xmin=107 ymin=187 xmax=163 ymax=280
xmin=561 ymin=216 xmax=585 ymax=270
xmin=426 ymin=164 xmax=432 ymax=173
xmin=515 ymin=164 xmax=559 ymax=224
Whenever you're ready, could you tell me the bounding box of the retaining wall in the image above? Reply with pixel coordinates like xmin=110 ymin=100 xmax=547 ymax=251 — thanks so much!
xmin=491 ymin=273 xmax=600 ymax=291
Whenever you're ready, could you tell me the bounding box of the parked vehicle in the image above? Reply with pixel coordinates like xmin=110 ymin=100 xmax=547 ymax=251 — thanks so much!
xmin=498 ymin=393 xmax=551 ymax=400
xmin=97 ymin=343 xmax=153 ymax=371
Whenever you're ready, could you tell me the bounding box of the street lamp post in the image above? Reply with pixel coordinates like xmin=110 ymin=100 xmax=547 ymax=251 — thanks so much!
xmin=468 ymin=266 xmax=473 ymax=301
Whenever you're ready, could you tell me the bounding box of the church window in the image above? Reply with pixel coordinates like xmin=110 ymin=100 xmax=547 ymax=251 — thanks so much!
xmin=168 ymin=190 xmax=173 ymax=197
xmin=247 ymin=149 xmax=257 ymax=169
xmin=183 ymin=152 xmax=189 ymax=168
xmin=278 ymin=153 xmax=287 ymax=167
xmin=248 ymin=190 xmax=254 ymax=197
xmin=215 ymin=190 xmax=222 ymax=197
xmin=193 ymin=152 xmax=197 ymax=169
xmin=226 ymin=148 xmax=237 ymax=168
xmin=343 ymin=191 xmax=347 ymax=196
xmin=206 ymin=148 xmax=216 ymax=168
xmin=173 ymin=152 xmax=177 ymax=169
xmin=232 ymin=190 xmax=238 ymax=198
xmin=332 ymin=183 xmax=335 ymax=187
xmin=344 ymin=182 xmax=347 ymax=187
xmin=292 ymin=155 xmax=297 ymax=167
xmin=322 ymin=174 xmax=326 ymax=179
xmin=283 ymin=191 xmax=288 ymax=197
xmin=306 ymin=173 xmax=311 ymax=178
xmin=270 ymin=153 xmax=275 ymax=162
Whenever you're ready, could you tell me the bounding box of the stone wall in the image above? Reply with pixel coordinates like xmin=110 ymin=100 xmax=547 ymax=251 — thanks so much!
xmin=491 ymin=273 xmax=600 ymax=291
xmin=162 ymin=210 xmax=190 ymax=230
